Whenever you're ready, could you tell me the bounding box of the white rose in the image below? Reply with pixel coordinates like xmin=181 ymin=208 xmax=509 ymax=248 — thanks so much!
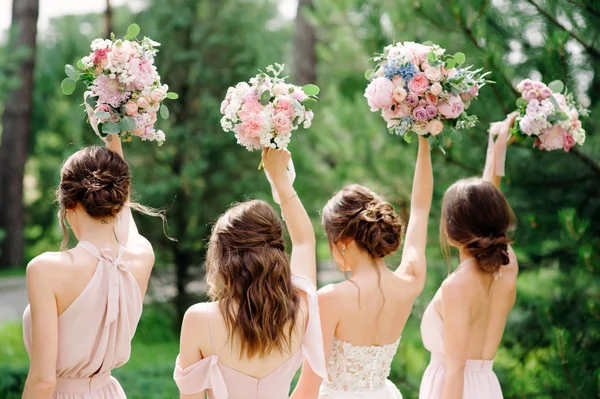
xmin=412 ymin=121 xmax=430 ymax=135
xmin=424 ymin=66 xmax=442 ymax=82
xmin=429 ymin=119 xmax=444 ymax=135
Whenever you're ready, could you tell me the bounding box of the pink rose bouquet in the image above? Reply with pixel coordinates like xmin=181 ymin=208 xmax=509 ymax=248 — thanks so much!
xmin=61 ymin=24 xmax=178 ymax=146
xmin=512 ymin=79 xmax=587 ymax=152
xmin=220 ymin=63 xmax=318 ymax=152
xmin=365 ymin=41 xmax=491 ymax=151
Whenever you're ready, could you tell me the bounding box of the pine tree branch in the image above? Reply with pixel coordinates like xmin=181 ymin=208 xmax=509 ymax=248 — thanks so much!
xmin=526 ymin=0 xmax=600 ymax=58
xmin=565 ymin=0 xmax=600 ymax=19
xmin=556 ymin=332 xmax=580 ymax=397
xmin=569 ymin=147 xmax=600 ymax=178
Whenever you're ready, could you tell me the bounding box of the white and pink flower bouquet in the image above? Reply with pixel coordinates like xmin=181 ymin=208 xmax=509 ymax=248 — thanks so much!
xmin=512 ymin=79 xmax=587 ymax=152
xmin=220 ymin=63 xmax=318 ymax=153
xmin=365 ymin=41 xmax=491 ymax=150
xmin=61 ymin=24 xmax=177 ymax=146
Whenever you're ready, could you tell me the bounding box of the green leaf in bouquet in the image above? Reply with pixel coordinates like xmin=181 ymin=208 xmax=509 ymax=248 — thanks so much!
xmin=86 ymin=95 xmax=97 ymax=108
xmin=65 ymin=64 xmax=77 ymax=79
xmin=451 ymin=129 xmax=462 ymax=142
xmin=302 ymin=84 xmax=320 ymax=96
xmin=547 ymin=112 xmax=569 ymax=122
xmin=548 ymin=80 xmax=564 ymax=94
xmin=403 ymin=131 xmax=414 ymax=143
xmin=166 ymin=92 xmax=179 ymax=100
xmin=453 ymin=52 xmax=466 ymax=65
xmin=102 ymin=121 xmax=121 ymax=134
xmin=95 ymin=111 xmax=111 ymax=120
xmin=77 ymin=59 xmax=85 ymax=70
xmin=364 ymin=69 xmax=374 ymax=80
xmin=302 ymin=98 xmax=318 ymax=111
xmin=549 ymin=95 xmax=561 ymax=112
xmin=428 ymin=134 xmax=438 ymax=148
xmin=61 ymin=78 xmax=77 ymax=95
xmin=422 ymin=41 xmax=434 ymax=46
xmin=427 ymin=52 xmax=436 ymax=64
xmin=123 ymin=35 xmax=133 ymax=41
xmin=444 ymin=59 xmax=456 ymax=69
xmin=160 ymin=104 xmax=170 ymax=119
xmin=127 ymin=23 xmax=141 ymax=38
xmin=120 ymin=116 xmax=137 ymax=131
xmin=516 ymin=97 xmax=527 ymax=108
xmin=260 ymin=90 xmax=271 ymax=106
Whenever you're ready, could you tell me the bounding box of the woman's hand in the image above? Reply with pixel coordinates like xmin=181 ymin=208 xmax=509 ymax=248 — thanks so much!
xmin=262 ymin=148 xmax=291 ymax=185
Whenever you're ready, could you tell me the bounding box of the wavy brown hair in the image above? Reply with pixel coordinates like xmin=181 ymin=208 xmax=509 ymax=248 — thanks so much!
xmin=57 ymin=146 xmax=168 ymax=249
xmin=206 ymin=200 xmax=300 ymax=359
xmin=441 ymin=178 xmax=516 ymax=273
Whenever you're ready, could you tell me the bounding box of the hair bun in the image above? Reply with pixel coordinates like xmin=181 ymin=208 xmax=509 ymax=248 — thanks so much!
xmin=467 ymin=235 xmax=510 ymax=273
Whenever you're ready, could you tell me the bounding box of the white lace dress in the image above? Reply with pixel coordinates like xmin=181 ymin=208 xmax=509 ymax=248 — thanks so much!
xmin=319 ymin=337 xmax=403 ymax=398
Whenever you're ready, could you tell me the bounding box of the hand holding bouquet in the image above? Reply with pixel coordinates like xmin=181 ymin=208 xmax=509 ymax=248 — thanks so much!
xmin=365 ymin=41 xmax=491 ymax=151
xmin=61 ymin=24 xmax=177 ymax=146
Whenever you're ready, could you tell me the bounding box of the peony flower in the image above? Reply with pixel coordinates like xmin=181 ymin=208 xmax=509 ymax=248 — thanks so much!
xmin=92 ymin=74 xmax=131 ymax=108
xmin=413 ymin=106 xmax=428 ymax=121
xmin=430 ymin=83 xmax=442 ymax=96
xmin=425 ymin=92 xmax=438 ymax=105
xmin=273 ymin=83 xmax=289 ymax=96
xmin=437 ymin=95 xmax=464 ymax=119
xmin=365 ymin=77 xmax=395 ymax=111
xmin=426 ymin=105 xmax=437 ymax=118
xmin=382 ymin=104 xmax=409 ymax=127
xmin=275 ymin=96 xmax=296 ymax=120
xmin=272 ymin=112 xmax=293 ymax=135
xmin=412 ymin=121 xmax=430 ymax=135
xmin=408 ymin=72 xmax=429 ymax=94
xmin=392 ymin=86 xmax=407 ymax=103
xmin=538 ymin=125 xmax=566 ymax=151
xmin=405 ymin=93 xmax=419 ymax=107
xmin=429 ymin=119 xmax=443 ymax=135
xmin=238 ymin=99 xmax=265 ymax=122
xmin=125 ymin=101 xmax=138 ymax=116
xmin=239 ymin=114 xmax=267 ymax=138
xmin=424 ymin=66 xmax=442 ymax=82
xmin=128 ymin=58 xmax=156 ymax=91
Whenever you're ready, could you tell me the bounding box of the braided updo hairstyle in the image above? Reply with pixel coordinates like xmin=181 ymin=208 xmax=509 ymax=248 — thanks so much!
xmin=441 ymin=178 xmax=516 ymax=273
xmin=322 ymin=184 xmax=405 ymax=259
xmin=57 ymin=146 xmax=130 ymax=248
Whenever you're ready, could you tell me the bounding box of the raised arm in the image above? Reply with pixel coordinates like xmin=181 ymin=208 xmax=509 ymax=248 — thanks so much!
xmin=394 ymin=136 xmax=433 ymax=295
xmin=262 ymin=148 xmax=317 ymax=285
xmin=484 ymin=112 xmax=518 ymax=188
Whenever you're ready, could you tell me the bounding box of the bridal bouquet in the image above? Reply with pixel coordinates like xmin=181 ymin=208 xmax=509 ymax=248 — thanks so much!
xmin=61 ymin=24 xmax=178 ymax=146
xmin=365 ymin=41 xmax=491 ymax=150
xmin=220 ymin=63 xmax=318 ymax=152
xmin=513 ymin=79 xmax=587 ymax=152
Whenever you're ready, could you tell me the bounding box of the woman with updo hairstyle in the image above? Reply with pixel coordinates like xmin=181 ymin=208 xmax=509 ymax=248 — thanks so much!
xmin=419 ymin=113 xmax=519 ymax=399
xmin=174 ymin=149 xmax=327 ymax=399
xmin=22 ymin=137 xmax=157 ymax=399
xmin=293 ymin=136 xmax=433 ymax=399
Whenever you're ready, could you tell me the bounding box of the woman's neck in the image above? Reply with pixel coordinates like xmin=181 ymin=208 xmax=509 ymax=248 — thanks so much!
xmin=76 ymin=217 xmax=118 ymax=248
xmin=347 ymin=253 xmax=386 ymax=277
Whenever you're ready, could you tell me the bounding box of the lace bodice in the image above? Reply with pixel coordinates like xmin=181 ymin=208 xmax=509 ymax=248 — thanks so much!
xmin=321 ymin=337 xmax=401 ymax=393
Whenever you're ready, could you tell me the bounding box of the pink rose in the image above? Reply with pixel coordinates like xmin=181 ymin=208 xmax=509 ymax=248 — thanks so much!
xmin=419 ymin=99 xmax=427 ymax=107
xmin=91 ymin=48 xmax=109 ymax=66
xmin=132 ymin=126 xmax=146 ymax=137
xmin=239 ymin=99 xmax=264 ymax=121
xmin=240 ymin=114 xmax=266 ymax=138
xmin=220 ymin=100 xmax=229 ymax=114
xmin=533 ymin=81 xmax=545 ymax=90
xmin=413 ymin=106 xmax=428 ymax=121
xmin=429 ymin=119 xmax=443 ymax=135
xmin=539 ymin=87 xmax=552 ymax=99
xmin=393 ymin=86 xmax=407 ymax=103
xmin=518 ymin=79 xmax=533 ymax=91
xmin=150 ymin=89 xmax=163 ymax=102
xmin=272 ymin=113 xmax=293 ymax=135
xmin=392 ymin=75 xmax=406 ymax=87
xmin=109 ymin=43 xmax=132 ymax=65
xmin=365 ymin=77 xmax=395 ymax=111
xmin=290 ymin=88 xmax=308 ymax=103
xmin=438 ymin=95 xmax=464 ymax=119
xmin=147 ymin=112 xmax=157 ymax=126
xmin=426 ymin=105 xmax=437 ymax=118
xmin=460 ymin=92 xmax=472 ymax=102
xmin=430 ymin=83 xmax=442 ymax=96
xmin=273 ymin=83 xmax=289 ymax=96
xmin=276 ymin=97 xmax=296 ymax=120
xmin=424 ymin=67 xmax=442 ymax=82
xmin=405 ymin=93 xmax=419 ymax=107
xmin=128 ymin=58 xmax=155 ymax=90
xmin=523 ymin=90 xmax=538 ymax=101
xmin=408 ymin=73 xmax=429 ymax=94
xmin=563 ymin=133 xmax=576 ymax=152
xmin=468 ymin=84 xmax=479 ymax=97
xmin=137 ymin=96 xmax=150 ymax=110
xmin=425 ymin=92 xmax=438 ymax=105
xmin=413 ymin=121 xmax=430 ymax=135
xmin=125 ymin=101 xmax=138 ymax=116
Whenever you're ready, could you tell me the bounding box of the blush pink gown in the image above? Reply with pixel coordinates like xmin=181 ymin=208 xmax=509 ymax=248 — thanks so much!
xmin=173 ymin=276 xmax=328 ymax=399
xmin=23 ymin=241 xmax=144 ymax=398
xmin=418 ymin=302 xmax=503 ymax=398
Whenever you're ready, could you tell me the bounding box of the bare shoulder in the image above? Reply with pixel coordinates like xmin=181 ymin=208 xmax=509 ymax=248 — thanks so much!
xmin=505 ymin=245 xmax=519 ymax=276
xmin=441 ymin=270 xmax=478 ymax=305
xmin=318 ymin=282 xmax=353 ymax=306
xmin=181 ymin=302 xmax=216 ymax=339
xmin=124 ymin=234 xmax=155 ymax=272
xmin=27 ymin=251 xmax=72 ymax=279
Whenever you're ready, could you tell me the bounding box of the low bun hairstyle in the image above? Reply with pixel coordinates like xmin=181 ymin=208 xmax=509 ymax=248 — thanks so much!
xmin=206 ymin=200 xmax=300 ymax=359
xmin=58 ymin=146 xmax=130 ymax=247
xmin=441 ymin=178 xmax=516 ymax=274
xmin=322 ymin=184 xmax=404 ymax=259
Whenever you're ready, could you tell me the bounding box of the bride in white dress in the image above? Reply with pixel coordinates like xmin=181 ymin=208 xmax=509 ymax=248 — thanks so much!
xmin=291 ymin=136 xmax=433 ymax=398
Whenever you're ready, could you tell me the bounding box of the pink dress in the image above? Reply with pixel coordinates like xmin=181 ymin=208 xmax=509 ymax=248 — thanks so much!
xmin=418 ymin=303 xmax=503 ymax=398
xmin=173 ymin=276 xmax=327 ymax=399
xmin=23 ymin=241 xmax=144 ymax=398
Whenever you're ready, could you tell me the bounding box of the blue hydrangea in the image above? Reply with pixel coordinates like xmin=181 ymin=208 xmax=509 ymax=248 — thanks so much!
xmin=395 ymin=117 xmax=415 ymax=136
xmin=384 ymin=60 xmax=418 ymax=82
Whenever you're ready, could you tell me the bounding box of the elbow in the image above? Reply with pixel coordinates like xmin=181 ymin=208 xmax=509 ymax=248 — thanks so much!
xmin=25 ymin=376 xmax=56 ymax=397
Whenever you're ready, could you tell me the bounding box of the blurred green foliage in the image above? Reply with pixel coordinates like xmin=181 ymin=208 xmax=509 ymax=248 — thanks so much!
xmin=0 ymin=0 xmax=598 ymax=398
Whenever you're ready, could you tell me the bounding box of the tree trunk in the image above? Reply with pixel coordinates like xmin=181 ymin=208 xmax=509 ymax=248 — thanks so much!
xmin=0 ymin=0 xmax=39 ymax=269
xmin=105 ymin=0 xmax=113 ymax=38
xmin=293 ymin=0 xmax=317 ymax=85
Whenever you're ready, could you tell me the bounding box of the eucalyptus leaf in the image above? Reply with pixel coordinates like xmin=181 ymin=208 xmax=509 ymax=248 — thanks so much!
xmin=444 ymin=59 xmax=456 ymax=69
xmin=120 ymin=116 xmax=137 ymax=131
xmin=404 ymin=131 xmax=414 ymax=143
xmin=516 ymin=98 xmax=527 ymax=108
xmin=453 ymin=52 xmax=466 ymax=65
xmin=95 ymin=111 xmax=111 ymax=120
xmin=548 ymin=80 xmax=565 ymax=94
xmin=166 ymin=92 xmax=179 ymax=100
xmin=86 ymin=95 xmax=97 ymax=108
xmin=260 ymin=90 xmax=271 ymax=106
xmin=428 ymin=134 xmax=438 ymax=148
xmin=65 ymin=64 xmax=77 ymax=79
xmin=102 ymin=121 xmax=121 ymax=134
xmin=549 ymin=95 xmax=561 ymax=112
xmin=77 ymin=59 xmax=85 ymax=70
xmin=364 ymin=69 xmax=374 ymax=80
xmin=160 ymin=104 xmax=170 ymax=119
xmin=61 ymin=78 xmax=76 ymax=95
xmin=427 ymin=52 xmax=436 ymax=63
xmin=302 ymin=98 xmax=318 ymax=111
xmin=302 ymin=84 xmax=320 ymax=96
xmin=127 ymin=23 xmax=141 ymax=38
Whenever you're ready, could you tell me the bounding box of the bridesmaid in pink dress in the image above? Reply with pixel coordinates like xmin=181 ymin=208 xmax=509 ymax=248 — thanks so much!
xmin=173 ymin=148 xmax=327 ymax=399
xmin=419 ymin=113 xmax=520 ymax=399
xmin=22 ymin=137 xmax=156 ymax=399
